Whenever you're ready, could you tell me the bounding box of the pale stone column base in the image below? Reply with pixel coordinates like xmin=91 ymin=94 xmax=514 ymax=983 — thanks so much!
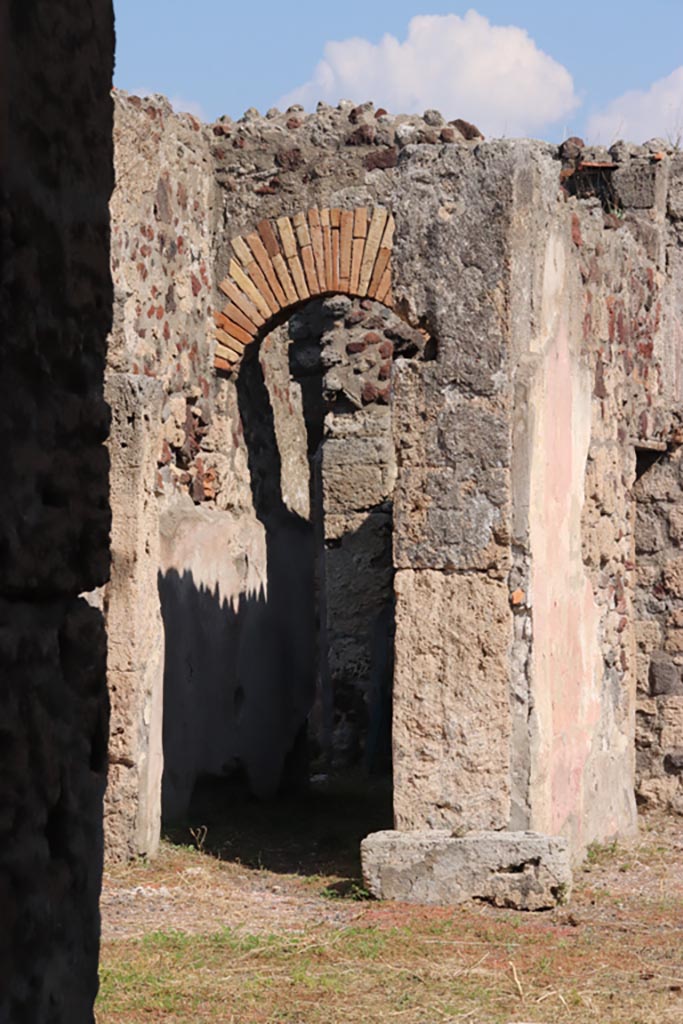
xmin=361 ymin=830 xmax=572 ymax=910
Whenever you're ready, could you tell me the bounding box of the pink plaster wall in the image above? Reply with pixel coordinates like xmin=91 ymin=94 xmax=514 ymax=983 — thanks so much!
xmin=528 ymin=264 xmax=635 ymax=856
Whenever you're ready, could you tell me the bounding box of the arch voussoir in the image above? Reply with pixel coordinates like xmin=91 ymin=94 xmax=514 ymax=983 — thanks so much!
xmin=213 ymin=205 xmax=396 ymax=373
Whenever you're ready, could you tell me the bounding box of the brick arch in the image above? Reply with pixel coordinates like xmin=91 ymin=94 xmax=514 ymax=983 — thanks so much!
xmin=214 ymin=206 xmax=395 ymax=373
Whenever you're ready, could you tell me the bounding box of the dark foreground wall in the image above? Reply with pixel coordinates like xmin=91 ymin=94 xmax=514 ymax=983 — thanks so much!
xmin=0 ymin=2 xmax=114 ymax=1020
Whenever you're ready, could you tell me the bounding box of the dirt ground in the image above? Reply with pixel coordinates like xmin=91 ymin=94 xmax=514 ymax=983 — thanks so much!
xmin=98 ymin=785 xmax=683 ymax=1024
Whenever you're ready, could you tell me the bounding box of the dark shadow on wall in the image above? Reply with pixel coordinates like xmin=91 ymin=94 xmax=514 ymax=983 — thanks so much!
xmin=158 ymin=566 xmax=393 ymax=879
xmin=160 ymin=305 xmax=397 ymax=843
xmin=159 ymin=571 xmax=312 ymax=821
xmin=236 ymin=341 xmax=319 ymax=785
xmin=160 ymin=341 xmax=319 ymax=824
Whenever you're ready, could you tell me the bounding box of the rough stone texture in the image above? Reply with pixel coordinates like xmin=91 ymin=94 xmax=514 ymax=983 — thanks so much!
xmin=109 ymin=92 xmax=219 ymax=391
xmin=507 ymin=147 xmax=643 ymax=854
xmin=0 ymin=0 xmax=113 ymax=1017
xmin=389 ymin=138 xmax=682 ymax=855
xmin=106 ymin=92 xmax=447 ymax=852
xmin=388 ymin=145 xmax=517 ymax=839
xmin=393 ymin=570 xmax=512 ymax=832
xmin=361 ymin=830 xmax=571 ymax=909
xmin=634 ymin=449 xmax=683 ymax=814
xmin=104 ymin=374 xmax=165 ymax=860
xmin=106 ymin=95 xmax=683 ymax=870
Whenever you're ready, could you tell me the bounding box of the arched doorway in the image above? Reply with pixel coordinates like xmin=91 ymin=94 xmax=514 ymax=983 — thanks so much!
xmin=156 ymin=207 xmax=432 ymax=869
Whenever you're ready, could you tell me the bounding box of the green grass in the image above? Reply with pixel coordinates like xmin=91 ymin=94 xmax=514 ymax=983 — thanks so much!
xmin=98 ymin=900 xmax=683 ymax=1024
xmin=98 ymin=800 xmax=683 ymax=1024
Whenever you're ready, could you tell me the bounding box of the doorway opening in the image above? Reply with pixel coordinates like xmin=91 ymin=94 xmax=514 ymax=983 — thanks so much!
xmin=158 ymin=295 xmax=430 ymax=874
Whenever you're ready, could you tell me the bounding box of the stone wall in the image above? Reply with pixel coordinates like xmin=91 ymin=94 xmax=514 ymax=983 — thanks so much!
xmin=106 ymin=93 xmax=220 ymax=854
xmin=390 ymin=138 xmax=683 ymax=855
xmin=0 ymin=0 xmax=114 ymax=1018
xmin=390 ymin=143 xmax=517 ymax=833
xmin=631 ymin=154 xmax=683 ymax=817
xmin=105 ymin=94 xmax=462 ymax=854
xmin=634 ymin=449 xmax=683 ymax=814
xmin=107 ymin=91 xmax=683 ymax=868
xmin=517 ymin=142 xmax=683 ymax=845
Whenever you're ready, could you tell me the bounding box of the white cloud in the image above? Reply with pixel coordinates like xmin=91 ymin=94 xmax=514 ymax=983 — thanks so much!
xmin=586 ymin=67 xmax=683 ymax=145
xmin=170 ymin=96 xmax=206 ymax=121
xmin=280 ymin=10 xmax=579 ymax=138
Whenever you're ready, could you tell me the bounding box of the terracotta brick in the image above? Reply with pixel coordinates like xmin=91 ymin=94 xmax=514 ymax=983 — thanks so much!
xmin=231 ymin=235 xmax=253 ymax=267
xmin=350 ymin=237 xmax=365 ymax=293
xmin=359 ymin=207 xmax=389 ymax=294
xmin=376 ymin=266 xmax=392 ymax=304
xmin=228 ymin=260 xmax=272 ymax=320
xmin=287 ymin=254 xmax=309 ymax=301
xmin=214 ymin=311 xmax=254 ymax=345
xmin=214 ymin=354 xmax=234 ymax=373
xmin=330 ymin=207 xmax=342 ymax=228
xmin=215 ymin=328 xmax=246 ymax=356
xmin=340 ymin=210 xmax=353 ymax=288
xmin=353 ymin=207 xmax=368 ymax=238
xmin=300 ymin=245 xmax=320 ymax=294
xmin=331 ymin=227 xmax=340 ymax=290
xmin=246 ymin=260 xmax=279 ymax=314
xmin=276 ymin=216 xmax=297 ymax=259
xmin=293 ymin=211 xmax=311 ymax=249
xmin=221 ymin=301 xmax=259 ymax=335
xmin=380 ymin=214 xmax=395 ymax=250
xmin=257 ymin=218 xmax=281 ymax=258
xmin=322 ymin=224 xmax=333 ymax=290
xmin=308 ymin=208 xmax=326 ymax=286
xmin=245 ymin=231 xmax=287 ymax=306
xmin=271 ymin=253 xmax=298 ymax=304
xmin=218 ymin=278 xmax=266 ymax=327
xmin=369 ymin=246 xmax=391 ymax=297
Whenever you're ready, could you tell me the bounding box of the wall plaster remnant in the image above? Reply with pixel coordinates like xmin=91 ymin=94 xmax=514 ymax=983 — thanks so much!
xmin=105 ymin=91 xmax=683 ymax=909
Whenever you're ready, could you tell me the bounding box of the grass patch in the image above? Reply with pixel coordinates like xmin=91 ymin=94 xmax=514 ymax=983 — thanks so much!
xmin=98 ymin=898 xmax=683 ymax=1024
xmin=99 ymin=809 xmax=683 ymax=1023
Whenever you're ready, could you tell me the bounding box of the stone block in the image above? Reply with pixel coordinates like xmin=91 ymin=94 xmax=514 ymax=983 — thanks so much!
xmin=613 ymin=161 xmax=666 ymax=211
xmin=323 ymin=462 xmax=394 ymax=512
xmin=649 ymin=653 xmax=683 ymax=696
xmin=635 ymin=619 xmax=663 ymax=653
xmin=361 ymin=830 xmax=571 ymax=910
xmin=393 ymin=464 xmax=510 ymax=571
xmin=393 ymin=570 xmax=512 ymax=831
xmin=392 ymin=361 xmax=511 ymax=571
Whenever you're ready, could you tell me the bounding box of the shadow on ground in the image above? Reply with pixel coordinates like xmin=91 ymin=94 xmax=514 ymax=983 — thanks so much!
xmin=163 ymin=773 xmax=393 ymax=882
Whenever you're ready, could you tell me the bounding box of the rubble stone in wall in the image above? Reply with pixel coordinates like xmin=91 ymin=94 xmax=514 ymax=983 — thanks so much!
xmin=634 ymin=450 xmax=683 ymax=813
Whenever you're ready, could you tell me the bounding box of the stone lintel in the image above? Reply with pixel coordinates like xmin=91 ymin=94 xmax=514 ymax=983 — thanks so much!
xmin=360 ymin=830 xmax=572 ymax=911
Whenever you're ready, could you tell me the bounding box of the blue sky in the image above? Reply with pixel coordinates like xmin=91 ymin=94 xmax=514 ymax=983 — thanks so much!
xmin=113 ymin=1 xmax=683 ymax=142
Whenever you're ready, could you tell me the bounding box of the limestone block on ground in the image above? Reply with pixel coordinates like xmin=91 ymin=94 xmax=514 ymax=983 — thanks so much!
xmin=361 ymin=830 xmax=572 ymax=910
